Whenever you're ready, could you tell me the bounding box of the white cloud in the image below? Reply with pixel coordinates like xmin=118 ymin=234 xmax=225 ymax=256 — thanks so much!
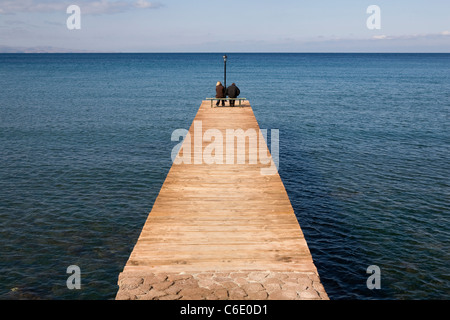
xmin=371 ymin=31 xmax=450 ymax=41
xmin=134 ymin=0 xmax=156 ymax=9
xmin=0 ymin=0 xmax=163 ymax=15
xmin=372 ymin=35 xmax=389 ymax=40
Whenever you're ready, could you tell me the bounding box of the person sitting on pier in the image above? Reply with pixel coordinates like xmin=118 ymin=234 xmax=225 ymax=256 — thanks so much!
xmin=215 ymin=81 xmax=226 ymax=107
xmin=226 ymin=83 xmax=240 ymax=107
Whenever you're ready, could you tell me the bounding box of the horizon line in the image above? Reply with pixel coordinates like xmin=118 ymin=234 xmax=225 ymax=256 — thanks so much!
xmin=1 ymin=51 xmax=450 ymax=54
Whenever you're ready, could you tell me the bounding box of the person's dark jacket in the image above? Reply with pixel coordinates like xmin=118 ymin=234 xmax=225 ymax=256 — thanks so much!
xmin=216 ymin=85 xmax=225 ymax=98
xmin=226 ymin=84 xmax=240 ymax=98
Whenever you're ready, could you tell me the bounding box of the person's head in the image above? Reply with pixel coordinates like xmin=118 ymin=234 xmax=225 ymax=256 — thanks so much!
xmin=216 ymin=81 xmax=222 ymax=86
xmin=232 ymin=83 xmax=236 ymax=86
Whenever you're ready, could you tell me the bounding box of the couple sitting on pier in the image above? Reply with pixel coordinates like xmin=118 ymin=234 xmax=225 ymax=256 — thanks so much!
xmin=215 ymin=82 xmax=240 ymax=107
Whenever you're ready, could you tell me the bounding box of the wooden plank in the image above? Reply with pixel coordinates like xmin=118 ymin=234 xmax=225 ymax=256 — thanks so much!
xmin=117 ymin=100 xmax=326 ymax=298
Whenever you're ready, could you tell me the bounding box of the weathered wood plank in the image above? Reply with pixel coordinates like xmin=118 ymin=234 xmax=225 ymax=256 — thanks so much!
xmin=116 ymin=100 xmax=327 ymax=300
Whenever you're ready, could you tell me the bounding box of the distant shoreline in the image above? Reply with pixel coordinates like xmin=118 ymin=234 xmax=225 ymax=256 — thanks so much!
xmin=1 ymin=45 xmax=450 ymax=54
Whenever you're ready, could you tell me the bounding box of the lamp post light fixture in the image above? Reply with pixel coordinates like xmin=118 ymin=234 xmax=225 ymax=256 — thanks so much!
xmin=223 ymin=55 xmax=227 ymax=90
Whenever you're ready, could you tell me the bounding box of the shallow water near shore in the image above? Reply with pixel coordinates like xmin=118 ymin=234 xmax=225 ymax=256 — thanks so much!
xmin=0 ymin=53 xmax=449 ymax=299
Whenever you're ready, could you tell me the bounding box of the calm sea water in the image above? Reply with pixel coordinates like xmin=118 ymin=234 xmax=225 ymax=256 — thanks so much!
xmin=0 ymin=53 xmax=448 ymax=300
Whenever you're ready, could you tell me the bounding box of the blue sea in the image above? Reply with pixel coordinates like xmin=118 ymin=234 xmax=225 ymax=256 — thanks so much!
xmin=0 ymin=53 xmax=448 ymax=300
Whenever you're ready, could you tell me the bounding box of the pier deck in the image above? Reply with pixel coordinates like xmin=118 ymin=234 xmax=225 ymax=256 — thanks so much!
xmin=116 ymin=101 xmax=328 ymax=300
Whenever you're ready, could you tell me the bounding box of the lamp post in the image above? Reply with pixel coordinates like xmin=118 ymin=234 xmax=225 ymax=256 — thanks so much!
xmin=223 ymin=55 xmax=227 ymax=90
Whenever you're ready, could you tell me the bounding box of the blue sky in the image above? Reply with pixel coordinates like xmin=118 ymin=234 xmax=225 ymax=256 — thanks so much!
xmin=0 ymin=0 xmax=449 ymax=52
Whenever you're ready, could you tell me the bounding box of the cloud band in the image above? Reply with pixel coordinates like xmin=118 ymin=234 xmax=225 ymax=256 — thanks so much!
xmin=0 ymin=0 xmax=163 ymax=15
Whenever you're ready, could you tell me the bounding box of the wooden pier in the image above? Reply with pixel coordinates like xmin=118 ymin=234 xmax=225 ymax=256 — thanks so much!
xmin=116 ymin=100 xmax=328 ymax=300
